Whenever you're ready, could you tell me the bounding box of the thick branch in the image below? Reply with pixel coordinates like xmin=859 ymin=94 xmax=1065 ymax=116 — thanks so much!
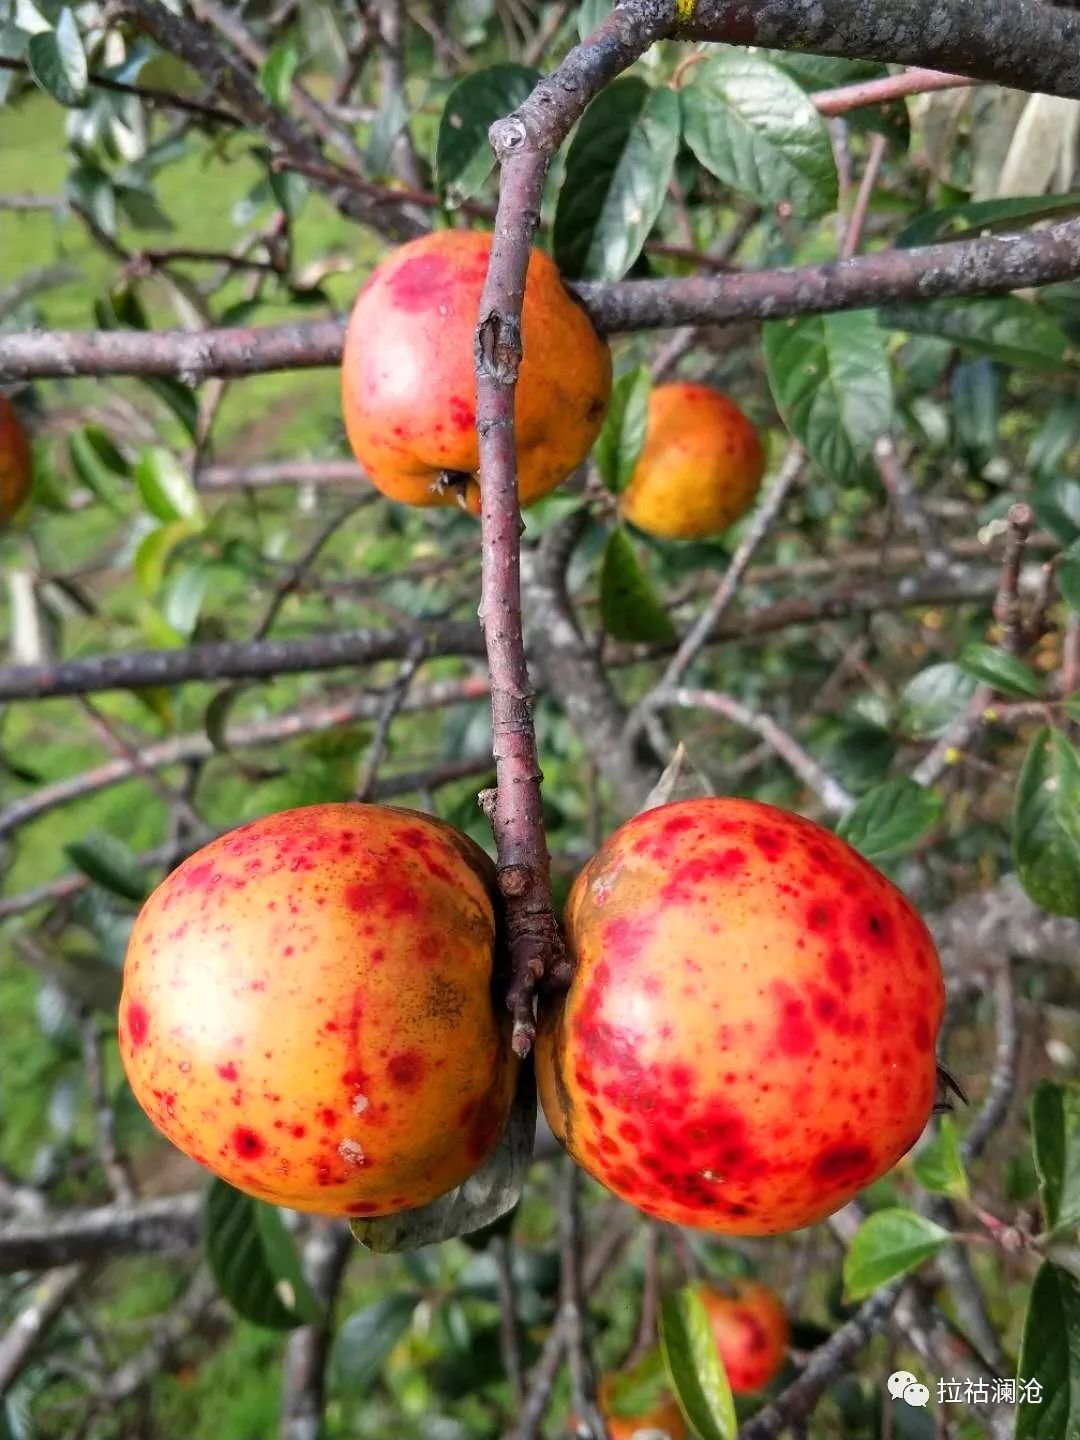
xmin=7 ymin=218 xmax=1079 ymax=381
xmin=0 ymin=1194 xmax=202 ymax=1275
xmin=682 ymin=0 xmax=1080 ymax=99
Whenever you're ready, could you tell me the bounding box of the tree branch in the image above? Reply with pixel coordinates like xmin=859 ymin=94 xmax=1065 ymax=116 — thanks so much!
xmin=6 ymin=217 xmax=1079 ymax=382
xmin=0 ymin=1194 xmax=202 ymax=1275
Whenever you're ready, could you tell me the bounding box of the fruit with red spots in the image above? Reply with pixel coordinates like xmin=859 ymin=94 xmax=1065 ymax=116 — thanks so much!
xmin=536 ymin=798 xmax=944 ymax=1235
xmin=0 ymin=397 xmax=32 ymax=525
xmin=120 ymin=804 xmax=517 ymax=1216
xmin=596 ymin=1371 xmax=687 ymax=1440
xmin=619 ymin=383 xmax=764 ymax=540
xmin=700 ymin=1281 xmax=789 ymax=1393
xmin=340 ymin=230 xmax=611 ymax=513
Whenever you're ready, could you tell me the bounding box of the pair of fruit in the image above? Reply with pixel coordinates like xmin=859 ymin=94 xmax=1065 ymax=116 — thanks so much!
xmin=340 ymin=231 xmax=765 ymax=539
xmin=120 ymin=796 xmax=944 ymax=1233
xmin=601 ymin=1281 xmax=789 ymax=1440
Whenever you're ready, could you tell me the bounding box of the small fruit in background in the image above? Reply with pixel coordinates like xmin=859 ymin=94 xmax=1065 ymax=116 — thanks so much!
xmin=0 ymin=395 xmax=32 ymax=525
xmin=700 ymin=1280 xmax=789 ymax=1394
xmin=536 ymin=797 xmax=945 ymax=1234
xmin=597 ymin=1369 xmax=688 ymax=1440
xmin=120 ymin=804 xmax=517 ymax=1217
xmin=619 ymin=383 xmax=764 ymax=540
xmin=341 ymin=230 xmax=611 ymax=513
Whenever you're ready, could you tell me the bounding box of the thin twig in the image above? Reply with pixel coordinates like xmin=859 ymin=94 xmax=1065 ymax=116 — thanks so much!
xmin=279 ymin=1223 xmax=354 ymax=1440
xmin=355 ymin=642 xmax=427 ymax=800
xmin=558 ymin=1163 xmax=606 ymax=1440
xmin=492 ymin=1234 xmax=526 ymax=1409
xmin=962 ymin=963 xmax=1019 ymax=1165
xmin=80 ymin=1018 xmax=136 ymax=1205
xmin=874 ymin=436 xmax=948 ymax=568
xmin=0 ymin=1265 xmax=86 ymax=1394
xmin=840 ymin=132 xmax=887 ymax=260
xmin=0 ymin=56 xmax=241 ymax=124
xmin=993 ymin=502 xmax=1034 ymax=655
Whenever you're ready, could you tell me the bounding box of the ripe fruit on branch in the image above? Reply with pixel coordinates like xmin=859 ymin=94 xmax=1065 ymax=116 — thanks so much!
xmin=536 ymin=798 xmax=945 ymax=1235
xmin=0 ymin=396 xmax=32 ymax=525
xmin=619 ymin=383 xmax=764 ymax=540
xmin=597 ymin=1371 xmax=687 ymax=1440
xmin=120 ymin=804 xmax=517 ymax=1218
xmin=340 ymin=230 xmax=611 ymax=513
xmin=700 ymin=1281 xmax=788 ymax=1394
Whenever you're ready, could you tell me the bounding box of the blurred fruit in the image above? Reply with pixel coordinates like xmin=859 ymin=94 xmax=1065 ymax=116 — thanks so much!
xmin=700 ymin=1280 xmax=789 ymax=1393
xmin=0 ymin=396 xmax=32 ymax=524
xmin=620 ymin=383 xmax=764 ymax=539
xmin=598 ymin=1369 xmax=687 ymax=1440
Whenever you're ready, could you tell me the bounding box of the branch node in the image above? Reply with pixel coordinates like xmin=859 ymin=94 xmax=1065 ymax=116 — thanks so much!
xmin=489 ymin=115 xmax=529 ymax=156
xmin=498 ymin=864 xmax=532 ymax=897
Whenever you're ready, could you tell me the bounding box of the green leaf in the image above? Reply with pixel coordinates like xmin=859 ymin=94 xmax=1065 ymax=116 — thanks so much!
xmin=899 ymin=663 xmax=977 ymax=739
xmin=351 ymin=1063 xmax=536 ymax=1253
xmin=67 ymin=163 xmax=116 ymax=236
xmin=600 ymin=528 xmax=677 ymax=644
xmin=950 ymin=358 xmax=998 ymax=475
xmin=681 ymin=52 xmax=837 ymax=217
xmin=882 ymin=297 xmax=1069 ymax=371
xmin=64 ymin=831 xmax=150 ymax=902
xmin=959 ymin=643 xmax=1044 ymax=700
xmin=68 ymin=428 xmax=124 ymax=512
xmin=205 ymin=1181 xmax=316 ymax=1330
xmin=1013 ymin=729 xmax=1080 ymax=919
xmin=1030 ymin=401 xmax=1080 ymax=481
xmin=260 ymin=40 xmax=299 ymax=107
xmin=141 ymin=376 xmax=199 ymax=438
xmin=27 ymin=8 xmax=86 ymax=106
xmin=162 ymin=561 xmax=210 ymax=637
xmin=599 ymin=1349 xmax=670 ymax=1419
xmin=837 ymin=777 xmax=942 ymax=861
xmin=762 ymin=53 xmax=885 ymax=91
xmin=659 ymin=1286 xmax=736 ymax=1440
xmin=593 ymin=366 xmax=650 ymax=492
xmin=134 ymin=519 xmax=199 ymax=596
xmin=1059 ymin=542 xmax=1080 ymax=614
xmin=553 ymin=78 xmax=680 ymax=281
xmin=436 ymin=64 xmax=540 ymax=204
xmin=842 ymin=1208 xmax=949 ymax=1301
xmin=331 ymin=1294 xmax=419 ymax=1391
xmin=913 ymin=1116 xmax=970 ymax=1199
xmin=897 ymin=191 xmax=1080 ymax=249
xmin=1034 ymin=476 xmax=1080 ymax=548
xmin=134 ymin=448 xmax=205 ymax=525
xmin=1032 ymin=1082 xmax=1080 ymax=1237
xmin=576 ymin=0 xmax=609 ymax=41
xmin=1016 ymin=1262 xmax=1080 ymax=1440
xmin=764 ymin=310 xmax=893 ymax=487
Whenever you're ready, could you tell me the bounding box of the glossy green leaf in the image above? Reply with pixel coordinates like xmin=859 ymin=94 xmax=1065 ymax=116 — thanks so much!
xmin=134 ymin=448 xmax=205 ymax=525
xmin=842 ymin=1208 xmax=948 ymax=1301
xmin=134 ymin=520 xmax=199 ymax=596
xmin=1015 ymin=1262 xmax=1080 ymax=1440
xmin=594 ymin=366 xmax=650 ymax=492
xmin=959 ymin=643 xmax=1044 ymax=699
xmin=1013 ymin=729 xmax=1080 ymax=919
xmin=436 ymin=64 xmax=540 ymax=203
xmin=331 ymin=1294 xmax=419 ymax=1391
xmin=761 ymin=53 xmax=884 ymax=91
xmin=351 ymin=1063 xmax=536 ymax=1252
xmin=68 ymin=428 xmax=124 ymax=512
xmin=659 ymin=1286 xmax=736 ymax=1440
xmin=899 ymin=663 xmax=978 ymax=739
xmin=764 ymin=310 xmax=893 ymax=487
xmin=600 ymin=528 xmax=677 ymax=644
xmin=67 ymin=163 xmax=116 ymax=236
xmin=837 ymin=777 xmax=942 ymax=861
xmin=1033 ymin=476 xmax=1080 ymax=547
xmin=260 ymin=40 xmax=298 ymax=107
xmin=913 ymin=1116 xmax=970 ymax=1199
xmin=1029 ymin=401 xmax=1080 ymax=481
xmin=898 ymin=191 xmax=1080 ymax=249
xmin=64 ymin=831 xmax=150 ymax=902
xmin=681 ymin=52 xmax=837 ymax=217
xmin=205 ymin=1181 xmax=317 ymax=1330
xmin=602 ymin=1348 xmax=671 ymax=1418
xmin=554 ymin=79 xmax=679 ymax=281
xmin=1059 ymin=542 xmax=1080 ymax=614
xmin=162 ymin=562 xmax=211 ymax=637
xmin=141 ymin=376 xmax=199 ymax=438
xmin=27 ymin=8 xmax=86 ymax=106
xmin=1032 ymin=1083 xmax=1080 ymax=1237
xmin=882 ymin=297 xmax=1069 ymax=371
xmin=951 ymin=358 xmax=998 ymax=475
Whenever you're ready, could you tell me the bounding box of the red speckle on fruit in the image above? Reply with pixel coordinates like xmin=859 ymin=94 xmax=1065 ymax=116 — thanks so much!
xmin=217 ymin=1062 xmax=238 ymax=1082
xmin=386 ymin=1050 xmax=424 ymax=1090
xmin=387 ymin=252 xmax=449 ymax=311
xmin=232 ymin=1127 xmax=266 ymax=1160
xmin=127 ymin=1003 xmax=149 ymax=1047
xmin=812 ymin=1142 xmax=873 ymax=1184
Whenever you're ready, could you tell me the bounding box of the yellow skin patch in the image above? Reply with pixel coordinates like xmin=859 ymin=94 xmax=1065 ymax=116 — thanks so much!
xmin=341 ymin=230 xmax=612 ymax=513
xmin=619 ymin=382 xmax=765 ymax=540
xmin=120 ymin=804 xmax=518 ymax=1218
xmin=537 ymin=798 xmax=945 ymax=1236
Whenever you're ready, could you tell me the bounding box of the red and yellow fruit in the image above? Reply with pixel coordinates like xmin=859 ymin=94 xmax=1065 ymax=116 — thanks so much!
xmin=619 ymin=383 xmax=764 ymax=540
xmin=598 ymin=1372 xmax=687 ymax=1440
xmin=120 ymin=804 xmax=517 ymax=1217
xmin=0 ymin=396 xmax=32 ymax=524
xmin=536 ymin=798 xmax=944 ymax=1235
xmin=700 ymin=1281 xmax=789 ymax=1394
xmin=341 ymin=230 xmax=611 ymax=514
